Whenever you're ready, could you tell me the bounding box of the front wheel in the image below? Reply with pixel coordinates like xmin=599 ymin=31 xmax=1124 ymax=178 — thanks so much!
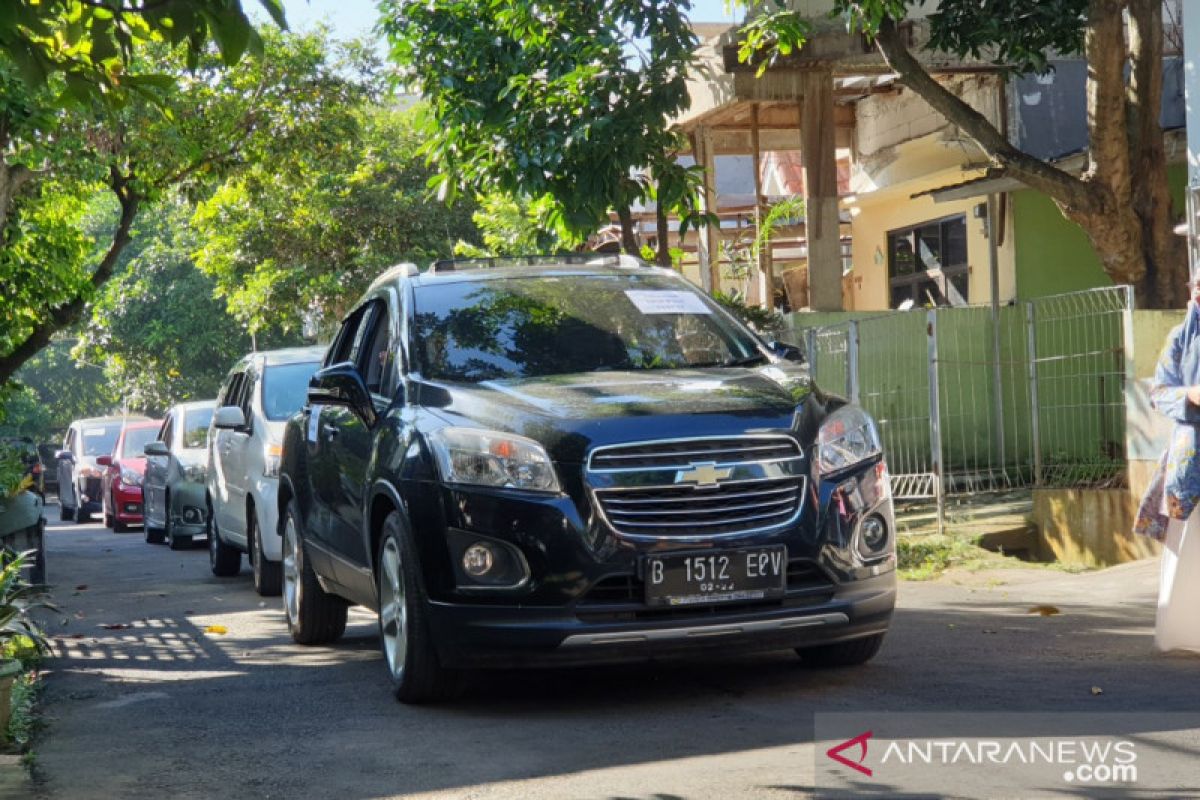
xmin=377 ymin=511 xmax=459 ymax=704
xmin=282 ymin=502 xmax=346 ymax=645
xmin=207 ymin=515 xmax=241 ymax=573
xmin=250 ymin=511 xmax=282 ymax=597
xmin=796 ymin=633 xmax=886 ymax=668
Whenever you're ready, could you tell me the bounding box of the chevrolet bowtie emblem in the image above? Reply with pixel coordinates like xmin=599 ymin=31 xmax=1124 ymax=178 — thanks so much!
xmin=675 ymin=462 xmax=732 ymax=487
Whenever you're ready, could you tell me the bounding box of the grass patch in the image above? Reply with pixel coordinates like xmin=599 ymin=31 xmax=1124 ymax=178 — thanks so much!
xmin=896 ymin=531 xmax=1087 ymax=581
xmin=6 ymin=669 xmax=40 ymax=752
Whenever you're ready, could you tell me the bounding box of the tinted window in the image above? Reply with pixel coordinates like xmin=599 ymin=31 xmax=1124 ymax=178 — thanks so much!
xmin=80 ymin=424 xmax=121 ymax=456
xmin=182 ymin=408 xmax=213 ymax=449
xmin=121 ymin=427 xmax=159 ymax=459
xmin=261 ymin=363 xmax=320 ymax=420
xmin=413 ymin=274 xmax=761 ymax=382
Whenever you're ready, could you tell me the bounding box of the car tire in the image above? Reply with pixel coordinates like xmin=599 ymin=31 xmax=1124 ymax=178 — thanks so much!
xmin=282 ymin=501 xmax=346 ymax=645
xmin=111 ymin=494 xmax=128 ymax=533
xmin=74 ymin=498 xmax=89 ymax=524
xmin=59 ymin=504 xmax=72 ymax=522
xmin=249 ymin=511 xmax=282 ymax=597
xmin=796 ymin=633 xmax=885 ymax=668
xmin=376 ymin=511 xmax=460 ymax=704
xmin=207 ymin=515 xmax=240 ymax=573
xmin=104 ymin=507 xmax=114 ymax=528
xmin=145 ymin=522 xmax=165 ymax=545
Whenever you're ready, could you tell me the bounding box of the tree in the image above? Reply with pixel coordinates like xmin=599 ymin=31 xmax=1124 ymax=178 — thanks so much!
xmin=0 ymin=26 xmax=370 ymax=387
xmin=380 ymin=0 xmax=704 ymax=262
xmin=0 ymin=1 xmax=285 ymax=94
xmin=453 ymin=192 xmax=579 ymax=258
xmin=192 ymin=103 xmax=482 ymax=335
xmin=744 ymin=0 xmax=1185 ymax=308
xmin=1 ymin=338 xmax=118 ymax=441
xmin=76 ymin=199 xmax=301 ymax=412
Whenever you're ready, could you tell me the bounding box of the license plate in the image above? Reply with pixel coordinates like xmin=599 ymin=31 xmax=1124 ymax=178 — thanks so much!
xmin=643 ymin=546 xmax=787 ymax=607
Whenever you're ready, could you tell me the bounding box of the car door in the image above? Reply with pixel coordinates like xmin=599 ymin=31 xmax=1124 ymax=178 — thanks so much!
xmin=221 ymin=367 xmax=256 ymax=546
xmin=327 ymin=297 xmax=395 ymax=578
xmin=144 ymin=413 xmax=173 ymax=530
xmin=58 ymin=427 xmax=77 ymax=508
xmin=308 ymin=305 xmax=371 ymax=560
xmin=211 ymin=371 xmax=246 ymax=536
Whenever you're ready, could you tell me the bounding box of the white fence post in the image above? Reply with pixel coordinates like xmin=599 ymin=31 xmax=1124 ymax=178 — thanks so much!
xmin=927 ymin=309 xmax=945 ymax=534
xmin=1025 ymin=300 xmax=1042 ymax=486
xmin=847 ymin=320 xmax=860 ymax=405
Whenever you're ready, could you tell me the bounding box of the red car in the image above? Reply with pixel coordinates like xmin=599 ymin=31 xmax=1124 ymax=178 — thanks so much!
xmin=98 ymin=420 xmax=162 ymax=532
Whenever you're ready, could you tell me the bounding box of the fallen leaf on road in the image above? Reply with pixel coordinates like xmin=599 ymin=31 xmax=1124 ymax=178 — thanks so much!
xmin=1028 ymin=605 xmax=1061 ymax=616
xmin=1091 ymin=686 xmax=1103 ymax=696
xmin=73 ymin=611 xmax=86 ymax=620
xmin=99 ymin=623 xmax=130 ymax=630
xmin=75 ymin=584 xmax=88 ymax=591
xmin=204 ymin=625 xmax=228 ymax=635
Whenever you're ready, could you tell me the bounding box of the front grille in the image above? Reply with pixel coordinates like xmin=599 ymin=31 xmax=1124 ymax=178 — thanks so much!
xmin=595 ymin=477 xmax=802 ymax=536
xmin=83 ymin=476 xmax=102 ymax=500
xmin=590 ymin=437 xmax=800 ymax=470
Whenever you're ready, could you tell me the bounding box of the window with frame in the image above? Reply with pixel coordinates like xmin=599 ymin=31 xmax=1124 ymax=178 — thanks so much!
xmin=887 ymin=215 xmax=969 ymax=308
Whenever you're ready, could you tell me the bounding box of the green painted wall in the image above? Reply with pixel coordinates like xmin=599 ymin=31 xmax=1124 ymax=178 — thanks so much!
xmin=1013 ymin=163 xmax=1187 ymax=301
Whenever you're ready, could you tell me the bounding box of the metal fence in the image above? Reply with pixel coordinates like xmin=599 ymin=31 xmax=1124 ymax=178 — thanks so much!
xmin=797 ymin=286 xmax=1134 ymax=527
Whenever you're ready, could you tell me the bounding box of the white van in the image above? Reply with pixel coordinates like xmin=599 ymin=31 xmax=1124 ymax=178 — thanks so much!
xmin=207 ymin=347 xmax=324 ymax=596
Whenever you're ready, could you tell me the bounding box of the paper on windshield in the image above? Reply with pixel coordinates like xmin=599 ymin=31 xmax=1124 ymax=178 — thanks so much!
xmin=83 ymin=427 xmax=111 ymax=437
xmin=624 ymin=290 xmax=711 ymax=315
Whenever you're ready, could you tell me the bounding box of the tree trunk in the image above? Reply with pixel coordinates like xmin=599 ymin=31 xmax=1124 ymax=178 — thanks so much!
xmin=615 ymin=203 xmax=640 ymax=256
xmin=0 ymin=171 xmax=141 ymax=387
xmin=655 ymin=200 xmax=671 ymax=267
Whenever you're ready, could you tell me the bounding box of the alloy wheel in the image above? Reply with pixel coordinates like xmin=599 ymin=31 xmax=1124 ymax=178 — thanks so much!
xmin=283 ymin=516 xmax=300 ymax=626
xmin=379 ymin=537 xmax=407 ymax=681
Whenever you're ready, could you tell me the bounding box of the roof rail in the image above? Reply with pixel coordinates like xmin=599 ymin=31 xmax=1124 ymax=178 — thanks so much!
xmin=428 ymin=253 xmax=650 ymax=273
xmin=368 ymin=262 xmax=420 ymax=289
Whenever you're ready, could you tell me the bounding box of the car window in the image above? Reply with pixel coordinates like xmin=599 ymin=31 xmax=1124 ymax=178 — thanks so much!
xmin=328 ymin=306 xmax=369 ymax=366
xmin=238 ymin=372 xmax=256 ymax=420
xmin=261 ymin=362 xmax=320 ymax=421
xmin=121 ymin=427 xmax=159 ymax=459
xmin=159 ymin=414 xmax=175 ymax=451
xmin=80 ymin=424 xmax=121 ymax=456
xmin=64 ymin=428 xmax=75 ymax=451
xmin=412 ymin=274 xmax=761 ymax=382
xmin=220 ymin=373 xmax=245 ymax=409
xmin=358 ymin=301 xmax=393 ymax=395
xmin=182 ymin=407 xmax=213 ymax=448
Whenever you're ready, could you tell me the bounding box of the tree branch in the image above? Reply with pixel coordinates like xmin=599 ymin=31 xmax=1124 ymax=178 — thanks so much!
xmin=873 ymin=18 xmax=1099 ymax=214
xmin=0 ymin=168 xmax=142 ymax=387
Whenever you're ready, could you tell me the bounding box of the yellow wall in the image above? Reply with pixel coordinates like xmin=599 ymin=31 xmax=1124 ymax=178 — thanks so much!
xmin=846 ymin=166 xmax=1017 ymax=311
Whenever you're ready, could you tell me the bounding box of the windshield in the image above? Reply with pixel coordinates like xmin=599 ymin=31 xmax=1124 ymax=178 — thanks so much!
xmin=121 ymin=427 xmax=159 ymax=459
xmin=413 ymin=273 xmax=763 ymax=382
xmin=262 ymin=363 xmax=320 ymax=420
xmin=182 ymin=407 xmax=213 ymax=449
xmin=80 ymin=425 xmax=121 ymax=456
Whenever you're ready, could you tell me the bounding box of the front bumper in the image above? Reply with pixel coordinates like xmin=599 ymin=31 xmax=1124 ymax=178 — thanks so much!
xmin=169 ymin=480 xmax=209 ymax=538
xmin=428 ymin=571 xmax=895 ymax=668
xmin=112 ymin=483 xmax=144 ymax=523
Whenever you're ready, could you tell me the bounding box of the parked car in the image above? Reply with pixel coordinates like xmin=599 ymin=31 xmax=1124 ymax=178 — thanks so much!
xmin=0 ymin=437 xmax=43 ymax=498
xmin=143 ymin=400 xmax=216 ymax=549
xmin=37 ymin=443 xmax=60 ymax=496
xmin=277 ymin=257 xmax=897 ymax=703
xmin=98 ymin=419 xmax=162 ymax=532
xmin=207 ymin=347 xmax=324 ymax=595
xmin=57 ymin=416 xmax=149 ymax=523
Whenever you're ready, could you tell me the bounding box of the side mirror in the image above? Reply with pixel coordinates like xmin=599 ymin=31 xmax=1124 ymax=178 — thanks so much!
xmin=308 ymin=362 xmax=377 ymax=426
xmin=213 ymin=405 xmax=247 ymax=431
xmin=144 ymin=441 xmax=169 ymax=457
xmin=766 ymin=340 xmax=805 ymax=363
xmin=55 ymin=450 xmax=73 ymax=462
xmin=96 ymin=455 xmax=113 ymax=467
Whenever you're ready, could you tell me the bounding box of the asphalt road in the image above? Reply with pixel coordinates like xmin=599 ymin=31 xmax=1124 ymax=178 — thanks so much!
xmin=25 ymin=502 xmax=1200 ymax=799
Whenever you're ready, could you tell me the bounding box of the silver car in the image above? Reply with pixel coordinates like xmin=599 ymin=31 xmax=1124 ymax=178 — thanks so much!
xmin=143 ymin=400 xmax=216 ymax=549
xmin=207 ymin=347 xmax=324 ymax=596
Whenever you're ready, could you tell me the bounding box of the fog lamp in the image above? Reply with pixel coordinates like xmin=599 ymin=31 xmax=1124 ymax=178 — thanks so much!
xmin=861 ymin=515 xmax=888 ymax=552
xmin=462 ymin=543 xmax=496 ymax=577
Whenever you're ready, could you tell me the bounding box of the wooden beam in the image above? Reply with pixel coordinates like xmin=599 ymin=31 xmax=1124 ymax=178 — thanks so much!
xmin=800 ymin=69 xmax=842 ymax=311
xmin=694 ymin=126 xmax=721 ymax=293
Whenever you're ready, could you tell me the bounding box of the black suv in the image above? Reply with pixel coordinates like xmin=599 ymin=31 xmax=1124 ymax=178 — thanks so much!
xmin=278 ymin=256 xmax=895 ymax=702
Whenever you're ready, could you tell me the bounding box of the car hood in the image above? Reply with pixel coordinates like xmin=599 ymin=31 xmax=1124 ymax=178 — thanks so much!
xmin=417 ymin=365 xmax=815 ymax=463
xmin=117 ymin=458 xmax=147 ymax=474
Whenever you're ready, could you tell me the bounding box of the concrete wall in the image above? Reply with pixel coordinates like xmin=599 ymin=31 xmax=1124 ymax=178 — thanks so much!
xmin=1033 ymin=488 xmax=1159 ymax=567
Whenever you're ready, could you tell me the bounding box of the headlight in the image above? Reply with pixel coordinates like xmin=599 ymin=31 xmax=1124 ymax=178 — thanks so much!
xmin=817 ymin=405 xmax=882 ymax=476
xmin=183 ymin=463 xmax=207 ymax=482
xmin=119 ymin=467 xmax=143 ymax=487
xmin=428 ymin=427 xmax=560 ymax=493
xmin=263 ymin=443 xmax=283 ymax=478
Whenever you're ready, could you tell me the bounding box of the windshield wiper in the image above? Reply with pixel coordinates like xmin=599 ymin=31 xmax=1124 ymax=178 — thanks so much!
xmin=721 ymin=353 xmax=769 ymax=368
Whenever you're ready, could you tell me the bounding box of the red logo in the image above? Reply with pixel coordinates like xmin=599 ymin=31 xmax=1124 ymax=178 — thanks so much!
xmin=826 ymin=731 xmax=874 ymax=777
